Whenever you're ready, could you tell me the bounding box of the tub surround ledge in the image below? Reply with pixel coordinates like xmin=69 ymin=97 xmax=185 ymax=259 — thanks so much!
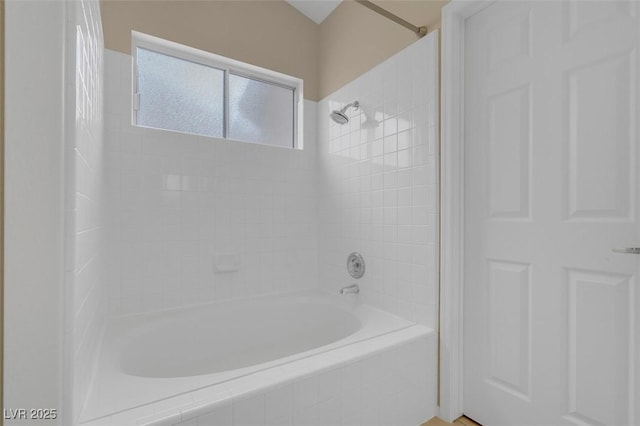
xmin=81 ymin=324 xmax=435 ymax=426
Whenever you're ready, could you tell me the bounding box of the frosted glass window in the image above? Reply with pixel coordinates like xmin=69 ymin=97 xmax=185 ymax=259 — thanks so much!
xmin=133 ymin=34 xmax=301 ymax=148
xmin=229 ymin=74 xmax=295 ymax=148
xmin=136 ymin=47 xmax=224 ymax=138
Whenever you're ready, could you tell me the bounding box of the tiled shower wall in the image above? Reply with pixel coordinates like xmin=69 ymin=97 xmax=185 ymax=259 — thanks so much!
xmin=104 ymin=50 xmax=318 ymax=315
xmin=65 ymin=0 xmax=107 ymax=421
xmin=317 ymin=33 xmax=439 ymax=327
xmin=102 ymin=31 xmax=437 ymax=323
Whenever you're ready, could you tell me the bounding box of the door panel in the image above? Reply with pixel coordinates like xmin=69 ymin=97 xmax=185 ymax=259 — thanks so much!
xmin=565 ymin=50 xmax=635 ymax=220
xmin=487 ymin=85 xmax=531 ymax=220
xmin=486 ymin=260 xmax=531 ymax=400
xmin=463 ymin=1 xmax=639 ymax=425
xmin=567 ymin=269 xmax=632 ymax=426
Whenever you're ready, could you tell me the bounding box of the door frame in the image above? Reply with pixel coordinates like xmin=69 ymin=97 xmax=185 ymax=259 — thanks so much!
xmin=439 ymin=0 xmax=495 ymax=421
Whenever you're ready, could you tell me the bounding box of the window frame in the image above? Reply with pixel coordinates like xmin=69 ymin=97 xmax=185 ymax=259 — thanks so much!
xmin=131 ymin=31 xmax=304 ymax=149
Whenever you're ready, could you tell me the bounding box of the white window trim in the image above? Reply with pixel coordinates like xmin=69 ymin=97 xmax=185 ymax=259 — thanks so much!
xmin=131 ymin=31 xmax=305 ymax=149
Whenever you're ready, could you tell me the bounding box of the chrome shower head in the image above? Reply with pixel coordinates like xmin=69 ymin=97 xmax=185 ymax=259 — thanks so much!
xmin=330 ymin=110 xmax=349 ymax=125
xmin=330 ymin=101 xmax=359 ymax=125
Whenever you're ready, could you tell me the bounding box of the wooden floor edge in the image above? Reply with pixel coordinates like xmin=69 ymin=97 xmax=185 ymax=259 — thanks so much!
xmin=422 ymin=415 xmax=483 ymax=426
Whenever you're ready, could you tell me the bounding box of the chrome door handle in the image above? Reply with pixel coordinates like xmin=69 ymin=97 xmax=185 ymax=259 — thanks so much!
xmin=612 ymin=247 xmax=640 ymax=254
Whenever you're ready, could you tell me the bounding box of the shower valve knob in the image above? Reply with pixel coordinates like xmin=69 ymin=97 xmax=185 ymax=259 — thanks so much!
xmin=347 ymin=252 xmax=365 ymax=279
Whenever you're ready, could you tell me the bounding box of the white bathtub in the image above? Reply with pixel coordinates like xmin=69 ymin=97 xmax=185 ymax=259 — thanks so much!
xmin=121 ymin=294 xmax=363 ymax=378
xmin=81 ymin=290 xmax=435 ymax=425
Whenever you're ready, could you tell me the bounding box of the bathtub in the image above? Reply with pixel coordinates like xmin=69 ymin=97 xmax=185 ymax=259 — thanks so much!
xmin=81 ymin=290 xmax=436 ymax=425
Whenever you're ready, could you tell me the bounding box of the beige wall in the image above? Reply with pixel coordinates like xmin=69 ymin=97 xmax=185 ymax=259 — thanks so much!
xmin=100 ymin=0 xmax=447 ymax=102
xmin=318 ymin=0 xmax=447 ymax=98
xmin=100 ymin=0 xmax=320 ymax=100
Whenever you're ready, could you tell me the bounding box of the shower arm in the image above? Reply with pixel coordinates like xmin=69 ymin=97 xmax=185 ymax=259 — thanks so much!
xmin=340 ymin=101 xmax=359 ymax=113
xmin=355 ymin=0 xmax=427 ymax=38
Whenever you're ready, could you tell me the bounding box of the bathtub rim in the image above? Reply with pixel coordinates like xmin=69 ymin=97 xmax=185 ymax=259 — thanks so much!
xmin=81 ymin=322 xmax=434 ymax=426
xmin=81 ymin=289 xmax=421 ymax=423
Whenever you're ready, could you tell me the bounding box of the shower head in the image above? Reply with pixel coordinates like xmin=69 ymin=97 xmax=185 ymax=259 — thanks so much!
xmin=330 ymin=101 xmax=359 ymax=125
xmin=330 ymin=110 xmax=349 ymax=125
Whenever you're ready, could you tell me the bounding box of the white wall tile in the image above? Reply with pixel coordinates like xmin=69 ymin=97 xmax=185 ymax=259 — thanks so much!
xmin=317 ymin=32 xmax=439 ymax=328
xmin=104 ymin=50 xmax=318 ymax=314
xmin=316 ymin=397 xmax=341 ymax=426
xmin=292 ymin=376 xmax=318 ymax=411
xmin=317 ymin=368 xmax=341 ymax=403
xmin=292 ymin=405 xmax=318 ymax=426
xmin=195 ymin=403 xmax=232 ymax=426
xmin=265 ymin=385 xmax=293 ymax=424
xmin=234 ymin=393 xmax=265 ymax=426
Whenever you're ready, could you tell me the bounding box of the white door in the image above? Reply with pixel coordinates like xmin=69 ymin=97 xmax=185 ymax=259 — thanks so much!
xmin=463 ymin=1 xmax=640 ymax=425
